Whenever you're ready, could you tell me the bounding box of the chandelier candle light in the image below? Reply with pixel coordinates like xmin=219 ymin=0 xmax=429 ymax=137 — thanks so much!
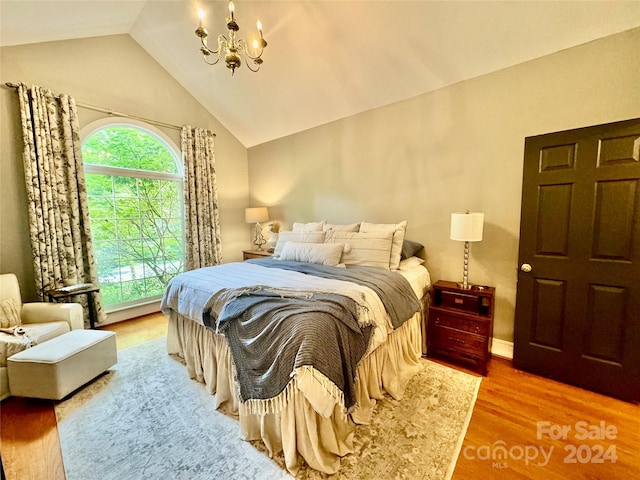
xmin=450 ymin=212 xmax=484 ymax=290
xmin=195 ymin=1 xmax=267 ymax=74
xmin=245 ymin=207 xmax=269 ymax=250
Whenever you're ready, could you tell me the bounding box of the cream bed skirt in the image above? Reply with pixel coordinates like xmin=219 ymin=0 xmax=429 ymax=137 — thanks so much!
xmin=166 ymin=310 xmax=423 ymax=475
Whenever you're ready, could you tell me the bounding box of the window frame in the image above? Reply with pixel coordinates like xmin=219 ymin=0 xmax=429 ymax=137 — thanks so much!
xmin=80 ymin=117 xmax=184 ymax=316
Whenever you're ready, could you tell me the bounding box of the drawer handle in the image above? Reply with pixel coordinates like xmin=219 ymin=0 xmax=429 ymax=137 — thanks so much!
xmin=454 ymin=298 xmax=464 ymax=304
xmin=448 ymin=336 xmax=466 ymax=345
xmin=474 ymin=326 xmax=480 ymax=333
xmin=435 ymin=318 xmax=440 ymax=324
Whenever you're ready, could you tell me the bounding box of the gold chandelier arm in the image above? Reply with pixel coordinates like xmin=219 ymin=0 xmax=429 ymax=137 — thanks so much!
xmin=234 ymin=42 xmax=261 ymax=72
xmin=202 ymin=51 xmax=222 ymax=66
xmin=238 ymin=38 xmax=267 ymax=61
xmin=244 ymin=59 xmax=261 ymax=72
xmin=200 ymin=35 xmax=230 ymax=65
xmin=200 ymin=34 xmax=228 ymax=56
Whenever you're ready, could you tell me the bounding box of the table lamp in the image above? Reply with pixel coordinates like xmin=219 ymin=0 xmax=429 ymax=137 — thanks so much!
xmin=450 ymin=212 xmax=484 ymax=289
xmin=245 ymin=207 xmax=269 ymax=250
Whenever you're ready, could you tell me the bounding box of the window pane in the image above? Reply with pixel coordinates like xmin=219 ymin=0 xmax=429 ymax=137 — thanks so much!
xmin=114 ymin=176 xmax=138 ymax=197
xmin=89 ymin=218 xmax=116 ymax=243
xmin=164 ymin=257 xmax=184 ymax=275
xmin=116 ymin=219 xmax=141 ymax=241
xmin=94 ymin=241 xmax=119 ymax=282
xmin=164 ymin=238 xmax=184 ymax=257
xmin=145 ymin=277 xmax=166 ymax=297
xmin=100 ymin=282 xmax=123 ymax=306
xmin=86 ymin=174 xmax=114 ymax=196
xmin=115 ymin=198 xmax=140 ymax=218
xmin=166 ymin=218 xmax=183 ymax=239
xmin=139 ymin=178 xmax=161 ymax=199
xmin=121 ymin=279 xmax=147 ymax=303
xmin=160 ymin=197 xmax=182 ymax=218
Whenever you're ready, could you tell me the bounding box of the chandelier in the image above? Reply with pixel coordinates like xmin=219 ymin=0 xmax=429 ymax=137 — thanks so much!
xmin=195 ymin=1 xmax=267 ymax=75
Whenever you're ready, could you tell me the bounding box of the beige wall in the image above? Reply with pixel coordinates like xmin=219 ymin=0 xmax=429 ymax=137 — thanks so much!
xmin=0 ymin=34 xmax=249 ymax=301
xmin=248 ymin=27 xmax=640 ymax=343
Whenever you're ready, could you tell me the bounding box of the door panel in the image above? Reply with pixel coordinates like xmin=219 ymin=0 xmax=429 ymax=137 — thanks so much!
xmin=598 ymin=134 xmax=639 ymax=165
xmin=530 ymin=278 xmax=565 ymax=350
xmin=536 ymin=184 xmax=572 ymax=257
xmin=514 ymin=118 xmax=640 ymax=402
xmin=592 ymin=179 xmax=636 ymax=260
xmin=540 ymin=143 xmax=576 ymax=171
xmin=584 ymin=284 xmax=627 ymax=364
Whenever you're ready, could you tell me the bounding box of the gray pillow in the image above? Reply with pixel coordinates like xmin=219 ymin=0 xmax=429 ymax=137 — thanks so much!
xmin=401 ymin=239 xmax=424 ymax=259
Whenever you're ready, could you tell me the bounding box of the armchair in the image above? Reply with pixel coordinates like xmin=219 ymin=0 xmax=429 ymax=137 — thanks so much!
xmin=0 ymin=273 xmax=83 ymax=400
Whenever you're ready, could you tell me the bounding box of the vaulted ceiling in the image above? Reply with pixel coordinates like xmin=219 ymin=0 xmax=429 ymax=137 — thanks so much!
xmin=2 ymin=1 xmax=639 ymax=147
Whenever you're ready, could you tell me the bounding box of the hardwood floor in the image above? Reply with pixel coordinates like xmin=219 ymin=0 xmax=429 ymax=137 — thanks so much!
xmin=452 ymin=359 xmax=640 ymax=479
xmin=1 ymin=313 xmax=638 ymax=479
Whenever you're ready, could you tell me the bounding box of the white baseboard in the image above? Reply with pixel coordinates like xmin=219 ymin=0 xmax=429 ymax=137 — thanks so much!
xmin=101 ymin=301 xmax=161 ymax=326
xmin=491 ymin=338 xmax=514 ymax=360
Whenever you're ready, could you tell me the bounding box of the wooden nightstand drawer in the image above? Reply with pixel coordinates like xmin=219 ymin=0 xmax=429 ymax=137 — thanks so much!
xmin=439 ymin=289 xmax=479 ymax=313
xmin=243 ymin=249 xmax=272 ymax=260
xmin=430 ymin=325 xmax=486 ymax=357
xmin=431 ymin=309 xmax=490 ymax=336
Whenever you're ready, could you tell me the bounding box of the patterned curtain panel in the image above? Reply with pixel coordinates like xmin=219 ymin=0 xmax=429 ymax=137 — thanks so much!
xmin=17 ymin=84 xmax=106 ymax=326
xmin=181 ymin=126 xmax=223 ymax=270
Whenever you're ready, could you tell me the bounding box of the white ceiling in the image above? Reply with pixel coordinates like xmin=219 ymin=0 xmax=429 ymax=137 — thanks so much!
xmin=2 ymin=1 xmax=640 ymax=147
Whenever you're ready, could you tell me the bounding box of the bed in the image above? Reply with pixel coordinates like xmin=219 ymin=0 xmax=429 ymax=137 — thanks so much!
xmin=160 ymin=226 xmax=431 ymax=475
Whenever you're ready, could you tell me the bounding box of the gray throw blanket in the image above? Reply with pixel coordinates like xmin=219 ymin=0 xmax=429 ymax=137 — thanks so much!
xmin=248 ymin=258 xmax=421 ymax=328
xmin=210 ymin=289 xmax=372 ymax=411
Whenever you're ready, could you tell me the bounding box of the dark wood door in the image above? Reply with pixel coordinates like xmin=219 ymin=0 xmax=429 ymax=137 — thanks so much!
xmin=514 ymin=118 xmax=640 ymax=402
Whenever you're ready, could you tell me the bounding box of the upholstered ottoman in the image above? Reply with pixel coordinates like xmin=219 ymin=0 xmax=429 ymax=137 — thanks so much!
xmin=7 ymin=330 xmax=117 ymax=400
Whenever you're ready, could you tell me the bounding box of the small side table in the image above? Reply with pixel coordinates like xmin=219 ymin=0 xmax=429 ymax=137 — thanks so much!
xmin=427 ymin=280 xmax=495 ymax=375
xmin=242 ymin=249 xmax=273 ymax=260
xmin=47 ymin=283 xmax=100 ymax=329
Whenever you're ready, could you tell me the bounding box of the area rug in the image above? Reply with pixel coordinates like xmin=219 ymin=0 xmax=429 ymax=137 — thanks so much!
xmin=55 ymin=337 xmax=481 ymax=480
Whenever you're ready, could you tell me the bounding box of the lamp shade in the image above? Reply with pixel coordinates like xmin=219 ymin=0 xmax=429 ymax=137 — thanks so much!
xmin=450 ymin=212 xmax=484 ymax=242
xmin=245 ymin=207 xmax=269 ymax=224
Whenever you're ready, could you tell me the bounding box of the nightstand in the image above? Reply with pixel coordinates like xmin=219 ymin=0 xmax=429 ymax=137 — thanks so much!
xmin=242 ymin=249 xmax=273 ymax=260
xmin=427 ymin=280 xmax=495 ymax=375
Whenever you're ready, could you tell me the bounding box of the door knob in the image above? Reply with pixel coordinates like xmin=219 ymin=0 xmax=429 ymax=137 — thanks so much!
xmin=520 ymin=263 xmax=532 ymax=273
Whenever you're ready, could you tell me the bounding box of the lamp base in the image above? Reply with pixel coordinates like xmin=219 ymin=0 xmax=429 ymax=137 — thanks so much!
xmin=458 ymin=241 xmax=472 ymax=290
xmin=252 ymin=222 xmax=267 ymax=251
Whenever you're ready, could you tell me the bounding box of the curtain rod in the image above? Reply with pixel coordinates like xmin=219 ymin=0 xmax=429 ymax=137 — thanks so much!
xmin=76 ymin=102 xmax=186 ymax=133
xmin=4 ymin=82 xmax=215 ymax=136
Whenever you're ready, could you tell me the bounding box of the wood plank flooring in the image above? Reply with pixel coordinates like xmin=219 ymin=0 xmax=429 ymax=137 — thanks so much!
xmin=1 ymin=313 xmax=638 ymax=479
xmin=452 ymin=359 xmax=640 ymax=479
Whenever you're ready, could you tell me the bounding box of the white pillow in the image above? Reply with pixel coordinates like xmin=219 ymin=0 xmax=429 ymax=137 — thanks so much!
xmin=292 ymin=221 xmax=326 ymax=232
xmin=398 ymin=256 xmax=425 ymax=271
xmin=273 ymin=231 xmax=326 ymax=257
xmin=323 ymin=222 xmax=360 ymax=232
xmin=0 ymin=298 xmax=21 ymax=328
xmin=359 ymin=221 xmax=407 ymax=270
xmin=325 ymin=231 xmax=393 ymax=270
xmin=278 ymin=242 xmax=344 ymax=266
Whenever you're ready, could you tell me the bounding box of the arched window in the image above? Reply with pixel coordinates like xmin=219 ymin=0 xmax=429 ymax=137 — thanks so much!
xmin=82 ymin=120 xmax=184 ymax=310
